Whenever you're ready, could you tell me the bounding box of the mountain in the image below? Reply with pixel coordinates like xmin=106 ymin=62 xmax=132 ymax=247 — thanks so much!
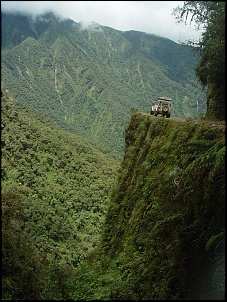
xmin=2 ymin=90 xmax=225 ymax=300
xmin=69 ymin=112 xmax=225 ymax=300
xmin=1 ymin=12 xmax=206 ymax=157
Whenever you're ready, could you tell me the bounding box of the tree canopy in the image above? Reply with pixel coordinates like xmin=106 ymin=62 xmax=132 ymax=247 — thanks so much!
xmin=172 ymin=1 xmax=225 ymax=120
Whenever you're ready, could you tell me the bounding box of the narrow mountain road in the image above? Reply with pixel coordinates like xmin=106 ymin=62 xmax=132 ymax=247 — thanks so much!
xmin=140 ymin=112 xmax=226 ymax=129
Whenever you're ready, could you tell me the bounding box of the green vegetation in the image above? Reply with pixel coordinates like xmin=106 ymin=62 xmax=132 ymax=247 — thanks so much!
xmin=1 ymin=93 xmax=119 ymax=299
xmin=1 ymin=93 xmax=225 ymax=300
xmin=172 ymin=1 xmax=225 ymax=120
xmin=68 ymin=112 xmax=225 ymax=300
xmin=1 ymin=12 xmax=206 ymax=156
xmin=1 ymin=11 xmax=225 ymax=301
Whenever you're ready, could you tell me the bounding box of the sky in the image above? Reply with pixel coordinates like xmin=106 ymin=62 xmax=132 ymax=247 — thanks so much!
xmin=1 ymin=1 xmax=204 ymax=44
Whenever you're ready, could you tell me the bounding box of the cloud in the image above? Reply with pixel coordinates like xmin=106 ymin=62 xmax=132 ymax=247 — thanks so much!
xmin=1 ymin=1 xmax=203 ymax=43
xmin=79 ymin=21 xmax=104 ymax=33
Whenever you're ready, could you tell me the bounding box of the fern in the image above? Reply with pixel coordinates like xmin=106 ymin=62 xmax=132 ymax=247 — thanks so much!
xmin=205 ymin=232 xmax=224 ymax=251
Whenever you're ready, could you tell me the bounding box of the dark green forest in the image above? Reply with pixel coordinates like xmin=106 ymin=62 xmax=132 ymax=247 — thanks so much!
xmin=1 ymin=93 xmax=119 ymax=299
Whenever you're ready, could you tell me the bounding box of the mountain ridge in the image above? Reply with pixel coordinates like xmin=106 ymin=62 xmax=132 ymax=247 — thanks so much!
xmin=1 ymin=11 xmax=206 ymax=157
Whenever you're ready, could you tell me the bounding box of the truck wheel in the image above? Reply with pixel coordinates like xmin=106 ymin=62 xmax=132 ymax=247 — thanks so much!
xmin=166 ymin=114 xmax=170 ymax=118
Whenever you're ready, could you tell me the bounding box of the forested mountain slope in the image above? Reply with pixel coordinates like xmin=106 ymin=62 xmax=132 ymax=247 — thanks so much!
xmin=1 ymin=12 xmax=206 ymax=156
xmin=1 ymin=92 xmax=225 ymax=300
xmin=1 ymin=92 xmax=119 ymax=290
xmin=69 ymin=112 xmax=225 ymax=300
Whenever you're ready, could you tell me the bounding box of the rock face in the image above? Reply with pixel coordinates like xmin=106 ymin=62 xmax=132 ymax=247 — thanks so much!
xmin=206 ymin=83 xmax=226 ymax=121
xmin=96 ymin=112 xmax=225 ymax=300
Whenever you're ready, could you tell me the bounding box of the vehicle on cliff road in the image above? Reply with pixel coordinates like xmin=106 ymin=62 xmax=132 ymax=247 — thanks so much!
xmin=150 ymin=97 xmax=172 ymax=118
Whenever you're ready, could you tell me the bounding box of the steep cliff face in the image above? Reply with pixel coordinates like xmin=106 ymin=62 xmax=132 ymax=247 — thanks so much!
xmin=75 ymin=112 xmax=225 ymax=300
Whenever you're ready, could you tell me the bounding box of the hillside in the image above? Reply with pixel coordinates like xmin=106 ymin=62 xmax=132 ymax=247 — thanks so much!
xmin=68 ymin=112 xmax=225 ymax=300
xmin=1 ymin=92 xmax=119 ymax=275
xmin=1 ymin=91 xmax=225 ymax=299
xmin=1 ymin=12 xmax=206 ymax=157
xmin=2 ymin=11 xmax=225 ymax=301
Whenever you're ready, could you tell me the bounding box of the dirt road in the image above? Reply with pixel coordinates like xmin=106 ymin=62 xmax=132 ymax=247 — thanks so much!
xmin=140 ymin=112 xmax=226 ymax=129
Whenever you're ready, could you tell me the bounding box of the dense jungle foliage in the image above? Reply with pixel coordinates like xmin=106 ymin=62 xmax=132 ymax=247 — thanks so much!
xmin=1 ymin=11 xmax=206 ymax=156
xmin=1 ymin=93 xmax=119 ymax=299
xmin=173 ymin=1 xmax=225 ymax=120
xmin=67 ymin=112 xmax=225 ymax=300
xmin=2 ymin=93 xmax=224 ymax=299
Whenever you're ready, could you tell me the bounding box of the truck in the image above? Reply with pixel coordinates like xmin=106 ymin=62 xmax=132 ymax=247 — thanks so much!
xmin=150 ymin=97 xmax=172 ymax=118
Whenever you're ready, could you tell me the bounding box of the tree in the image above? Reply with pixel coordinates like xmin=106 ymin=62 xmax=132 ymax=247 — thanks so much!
xmin=2 ymin=192 xmax=46 ymax=300
xmin=172 ymin=1 xmax=225 ymax=120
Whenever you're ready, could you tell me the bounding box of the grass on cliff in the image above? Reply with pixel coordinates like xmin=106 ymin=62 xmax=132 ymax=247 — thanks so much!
xmin=68 ymin=112 xmax=225 ymax=300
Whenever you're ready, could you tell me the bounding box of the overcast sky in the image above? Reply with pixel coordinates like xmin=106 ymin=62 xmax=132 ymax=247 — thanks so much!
xmin=1 ymin=1 xmax=204 ymax=43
